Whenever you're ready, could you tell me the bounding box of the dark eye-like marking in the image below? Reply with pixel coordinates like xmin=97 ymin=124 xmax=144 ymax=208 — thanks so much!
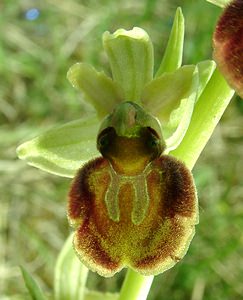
xmin=99 ymin=134 xmax=110 ymax=148
xmin=97 ymin=127 xmax=115 ymax=153
xmin=147 ymin=135 xmax=160 ymax=148
xmin=145 ymin=127 xmax=163 ymax=158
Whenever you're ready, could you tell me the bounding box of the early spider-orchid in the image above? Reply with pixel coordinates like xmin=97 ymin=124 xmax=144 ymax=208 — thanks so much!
xmin=17 ymin=1 xmax=243 ymax=281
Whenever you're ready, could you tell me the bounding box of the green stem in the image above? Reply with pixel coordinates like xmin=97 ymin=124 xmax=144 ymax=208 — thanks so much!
xmin=170 ymin=68 xmax=234 ymax=168
xmin=118 ymin=68 xmax=234 ymax=300
xmin=118 ymin=269 xmax=153 ymax=300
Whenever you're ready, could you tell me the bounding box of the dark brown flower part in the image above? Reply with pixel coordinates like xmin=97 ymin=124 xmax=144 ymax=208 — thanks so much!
xmin=213 ymin=0 xmax=243 ymax=98
xmin=68 ymin=133 xmax=198 ymax=277
xmin=97 ymin=127 xmax=164 ymax=176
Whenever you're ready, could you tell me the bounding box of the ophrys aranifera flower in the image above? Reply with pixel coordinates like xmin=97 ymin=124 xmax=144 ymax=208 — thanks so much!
xmin=20 ymin=7 xmax=235 ymax=277
xmin=68 ymin=101 xmax=198 ymax=277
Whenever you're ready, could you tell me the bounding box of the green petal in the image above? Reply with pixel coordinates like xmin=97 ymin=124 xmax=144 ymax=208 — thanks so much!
xmin=142 ymin=65 xmax=198 ymax=151
xmin=197 ymin=60 xmax=216 ymax=99
xmin=17 ymin=116 xmax=100 ymax=178
xmin=103 ymin=27 xmax=154 ymax=103
xmin=164 ymin=67 xmax=198 ymax=151
xmin=67 ymin=63 xmax=122 ymax=118
xmin=206 ymin=0 xmax=230 ymax=7
xmin=155 ymin=7 xmax=184 ymax=77
xmin=142 ymin=65 xmax=196 ymax=119
xmin=54 ymin=234 xmax=89 ymax=300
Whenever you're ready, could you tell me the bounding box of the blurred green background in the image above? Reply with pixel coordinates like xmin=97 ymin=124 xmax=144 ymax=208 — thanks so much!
xmin=1 ymin=0 xmax=243 ymax=299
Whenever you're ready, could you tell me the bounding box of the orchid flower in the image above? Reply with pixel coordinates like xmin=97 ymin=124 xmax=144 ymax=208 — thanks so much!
xmin=17 ymin=8 xmax=201 ymax=277
xmin=17 ymin=0 xmax=242 ymax=287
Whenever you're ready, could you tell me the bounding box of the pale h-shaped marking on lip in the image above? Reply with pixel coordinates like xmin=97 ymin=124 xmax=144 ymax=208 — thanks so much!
xmin=104 ymin=162 xmax=151 ymax=225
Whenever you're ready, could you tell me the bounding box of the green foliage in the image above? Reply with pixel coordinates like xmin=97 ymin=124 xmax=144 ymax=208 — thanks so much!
xmin=20 ymin=266 xmax=47 ymax=300
xmin=155 ymin=7 xmax=184 ymax=76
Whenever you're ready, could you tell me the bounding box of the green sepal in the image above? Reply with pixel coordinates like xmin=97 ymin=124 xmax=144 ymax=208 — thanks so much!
xmin=103 ymin=27 xmax=154 ymax=103
xmin=16 ymin=116 xmax=100 ymax=178
xmin=54 ymin=234 xmax=89 ymax=300
xmin=155 ymin=7 xmax=184 ymax=77
xmin=197 ymin=60 xmax=216 ymax=99
xmin=20 ymin=266 xmax=47 ymax=300
xmin=67 ymin=63 xmax=122 ymax=118
xmin=206 ymin=0 xmax=230 ymax=7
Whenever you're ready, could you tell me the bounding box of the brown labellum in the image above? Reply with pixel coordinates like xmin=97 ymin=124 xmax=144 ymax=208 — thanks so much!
xmin=213 ymin=0 xmax=243 ymax=98
xmin=67 ymin=126 xmax=198 ymax=277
